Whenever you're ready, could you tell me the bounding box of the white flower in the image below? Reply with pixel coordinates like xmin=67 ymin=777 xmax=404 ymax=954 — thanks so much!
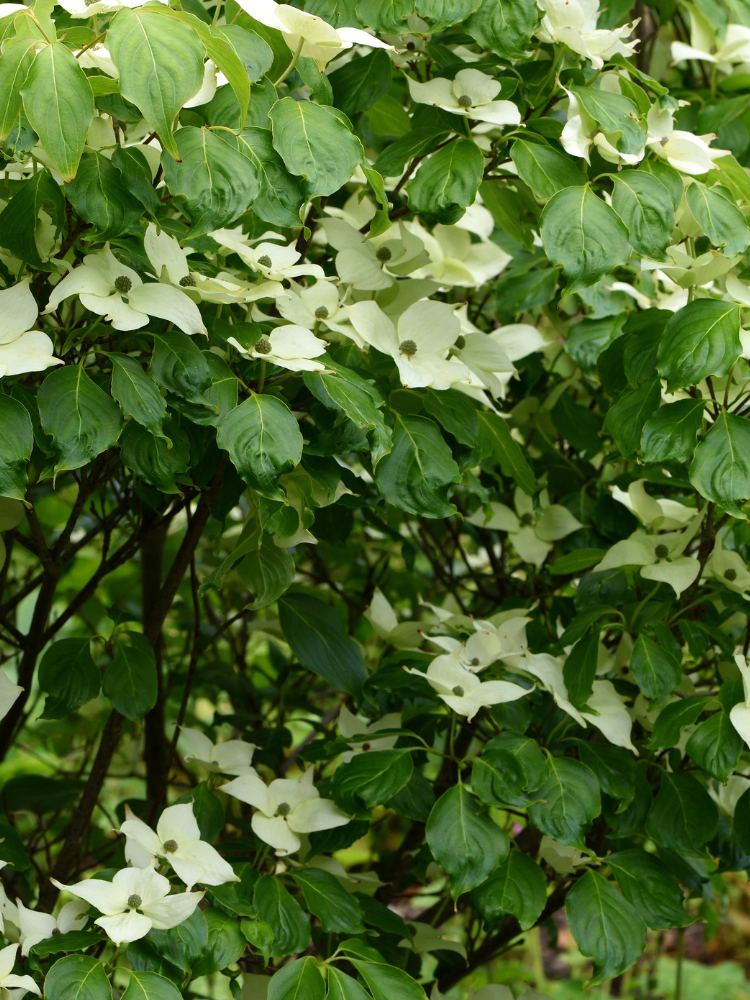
xmin=408 ymin=69 xmax=520 ymax=128
xmin=469 ymin=489 xmax=582 ymax=567
xmin=46 ymin=247 xmax=206 ymax=335
xmin=0 ymin=282 xmax=61 ymax=378
xmin=730 ymin=653 xmax=750 ymax=749
xmin=364 ymin=589 xmax=424 ymax=648
xmin=221 ymin=768 xmax=349 ymax=856
xmin=454 ymin=319 xmax=548 ymax=398
xmin=407 ymin=650 xmax=530 ymax=721
xmin=561 ymin=91 xmax=644 ymax=166
xmin=234 ymin=0 xmax=392 ymax=69
xmin=228 ymin=325 xmax=327 ymax=372
xmin=408 ymin=222 xmax=510 ymax=288
xmin=120 ymin=803 xmax=237 ymax=890
xmin=537 ymin=0 xmax=638 ymax=69
xmin=672 ymin=20 xmax=750 ymax=70
xmin=611 ymin=480 xmax=698 ymax=531
xmin=429 ymin=614 xmax=532 ymax=670
xmin=594 ymin=528 xmax=700 ymax=596
xmin=338 ymin=707 xmax=401 ymax=762
xmin=16 ymin=900 xmax=87 ymax=957
xmin=641 ymin=242 xmax=737 ymax=288
xmin=210 ymin=229 xmax=324 ymax=292
xmin=0 ymin=672 xmax=22 ymax=725
xmin=52 ymin=867 xmax=203 ymax=945
xmin=646 ymin=105 xmax=728 ymax=176
xmin=321 ymin=218 xmax=427 ymax=291
xmin=275 ymin=281 xmax=348 ymax=334
xmin=704 ymin=537 xmax=750 ymax=597
xmin=179 ymin=728 xmax=256 ymax=776
xmin=0 ymin=944 xmax=39 ymax=999
xmin=346 ymin=299 xmax=470 ymax=389
xmin=58 ymin=0 xmax=166 ymax=17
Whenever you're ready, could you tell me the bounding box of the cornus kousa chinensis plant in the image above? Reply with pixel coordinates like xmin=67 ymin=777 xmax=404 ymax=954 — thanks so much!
xmin=6 ymin=0 xmax=750 ymax=997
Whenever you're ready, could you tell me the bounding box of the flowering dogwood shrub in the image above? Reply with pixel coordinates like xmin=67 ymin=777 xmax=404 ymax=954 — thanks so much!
xmin=2 ymin=0 xmax=750 ymax=996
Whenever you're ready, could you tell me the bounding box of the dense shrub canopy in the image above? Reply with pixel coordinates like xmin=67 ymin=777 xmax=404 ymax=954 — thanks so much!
xmin=1 ymin=0 xmax=750 ymax=996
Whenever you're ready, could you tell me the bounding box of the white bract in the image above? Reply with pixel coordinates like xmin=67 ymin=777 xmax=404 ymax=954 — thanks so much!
xmin=228 ymin=326 xmax=327 ymax=372
xmin=179 ymin=728 xmax=256 ymax=775
xmin=455 ymin=319 xmax=548 ymax=398
xmin=210 ymin=229 xmax=324 ymax=292
xmin=235 ymin=0 xmax=391 ymax=68
xmin=322 ymin=218 xmax=428 ymax=291
xmin=594 ymin=528 xmax=700 ymax=596
xmin=671 ymin=15 xmax=750 ymax=71
xmin=52 ymin=867 xmax=203 ymax=945
xmin=0 ymin=944 xmax=39 ymax=998
xmin=469 ymin=489 xmax=582 ymax=566
xmin=611 ymin=480 xmax=698 ymax=530
xmin=275 ymin=281 xmax=348 ymax=333
xmin=407 ymin=650 xmax=530 ymax=721
xmin=221 ymin=768 xmax=349 ymax=856
xmin=58 ymin=0 xmax=165 ymax=17
xmin=537 ymin=0 xmax=638 ymax=68
xmin=16 ymin=900 xmax=87 ymax=957
xmin=46 ymin=248 xmax=207 ymax=335
xmin=408 ymin=70 xmax=521 ymax=128
xmin=646 ymin=105 xmax=728 ymax=175
xmin=704 ymin=537 xmax=750 ymax=597
xmin=429 ymin=614 xmax=531 ymax=669
xmin=408 ymin=222 xmax=511 ymax=288
xmin=0 ymin=672 xmax=22 ymax=725
xmin=561 ymin=91 xmax=644 ymax=166
xmin=346 ymin=300 xmax=469 ymax=389
xmin=730 ymin=653 xmax=750 ymax=750
xmin=338 ymin=707 xmax=401 ymax=762
xmin=0 ymin=282 xmax=61 ymax=378
xmin=120 ymin=802 xmax=237 ymax=889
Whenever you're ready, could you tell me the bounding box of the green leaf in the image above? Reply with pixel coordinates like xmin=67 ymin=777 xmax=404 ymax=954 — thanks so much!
xmin=216 ymin=394 xmax=303 ymax=498
xmin=278 ymin=593 xmax=367 ymax=695
xmin=291 ymin=869 xmax=365 ymax=933
xmin=269 ymin=97 xmax=363 ymax=197
xmin=510 ymin=140 xmax=586 ymax=201
xmin=686 ymin=181 xmax=750 ymax=255
xmin=641 ymin=399 xmax=705 ymax=464
xmin=0 ymin=37 xmax=36 ymax=144
xmin=604 ymin=380 xmax=662 ymax=458
xmin=0 ymin=170 xmax=66 ymax=268
xmin=21 ymin=42 xmax=94 ymax=181
xmin=649 ymin=696 xmax=708 ymax=749
xmin=646 ymin=771 xmax=719 ymax=850
xmin=237 ymin=537 xmax=294 ymax=609
xmin=476 ymin=411 xmax=537 ymax=495
xmin=571 ymin=86 xmax=646 ymax=156
xmin=375 ymin=415 xmax=458 ymax=518
xmin=611 ymin=169 xmax=676 ymax=256
xmin=528 ymin=757 xmax=601 ymax=845
xmin=406 ymin=139 xmax=484 ymax=225
xmin=102 ymin=631 xmax=157 ymax=721
xmin=540 ymin=185 xmax=630 ymax=281
xmin=304 ymin=361 xmax=391 ymax=461
xmin=329 ymin=48 xmax=392 ymax=117
xmin=150 ymin=332 xmax=212 ymax=403
xmin=44 ymin=956 xmax=112 ymax=1000
xmin=334 ymin=750 xmax=413 ymax=810
xmin=38 ymin=366 xmax=123 ymax=475
xmin=473 ymin=849 xmax=546 ymax=929
xmin=111 ymin=354 xmax=168 ymax=438
xmin=0 ymin=394 xmax=33 ymax=501
xmin=268 ymin=958 xmax=325 ymax=1000
xmin=690 ymin=411 xmax=750 ymax=508
xmin=30 ymin=931 xmax=101 ymax=959
xmin=607 ymin=848 xmax=688 ymax=929
xmin=65 ymin=151 xmax=142 ymax=238
xmin=107 ymin=7 xmax=206 ymax=158
xmin=253 ymin=875 xmax=311 ymax=957
xmin=566 ymin=871 xmax=646 ymax=981
xmin=325 ymin=968 xmax=370 ymax=1000
xmin=471 ymin=734 xmax=546 ymax=808
xmin=426 ymin=784 xmax=509 ymax=896
xmin=193 ymin=909 xmax=246 ymax=977
xmin=38 ymin=637 xmax=100 ymax=718
xmin=122 ymin=971 xmax=183 ymax=1000
xmin=657 ymin=300 xmax=741 ymax=390
xmin=563 ymin=627 xmax=600 ymax=709
xmin=120 ymin=421 xmax=190 ymax=493
xmin=162 ymin=126 xmax=260 ymax=232
xmin=349 ymin=959 xmax=427 ymax=1000
xmin=631 ymin=633 xmax=682 ymax=700
xmin=235 ymin=127 xmax=305 ymax=227
xmin=686 ymin=709 xmax=742 ymax=781
xmin=465 ymin=0 xmax=539 ymax=58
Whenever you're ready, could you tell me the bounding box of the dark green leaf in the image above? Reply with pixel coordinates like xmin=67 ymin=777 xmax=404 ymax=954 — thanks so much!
xmin=407 ymin=139 xmax=484 ymax=225
xmin=278 ymin=593 xmax=367 ymax=695
xmin=473 ymin=849 xmax=546 ymax=929
xmin=426 ymin=784 xmax=508 ymax=896
xmin=566 ymin=871 xmax=646 ymax=981
xmin=657 ymin=300 xmax=741 ymax=390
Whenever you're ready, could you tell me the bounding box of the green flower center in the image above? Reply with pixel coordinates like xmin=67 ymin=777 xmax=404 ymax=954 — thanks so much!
xmin=179 ymin=274 xmax=195 ymax=287
xmin=276 ymin=802 xmax=291 ymax=817
xmin=452 ymin=685 xmax=465 ymax=697
xmin=162 ymin=839 xmax=178 ymax=853
xmin=254 ymin=336 xmax=272 ymax=355
xmin=655 ymin=544 xmax=670 ymax=560
xmin=400 ymin=339 xmax=418 ymax=357
xmin=725 ymin=568 xmax=738 ymax=582
xmin=376 ymin=245 xmax=392 ymax=262
xmin=257 ymin=254 xmax=273 ymax=269
xmin=114 ymin=275 xmax=132 ymax=294
xmin=315 ymin=305 xmax=329 ymax=319
xmin=457 ymin=94 xmax=473 ymax=108
xmin=455 ymin=335 xmax=466 ymax=350
xmin=127 ymin=894 xmax=143 ymax=910
xmin=469 ymin=657 xmax=480 ymax=666
xmin=519 ymin=513 xmax=534 ymax=526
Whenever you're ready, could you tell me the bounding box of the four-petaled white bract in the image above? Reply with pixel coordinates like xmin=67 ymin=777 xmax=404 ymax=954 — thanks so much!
xmin=0 ymin=283 xmax=61 ymax=378
xmin=0 ymin=943 xmax=40 ymax=998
